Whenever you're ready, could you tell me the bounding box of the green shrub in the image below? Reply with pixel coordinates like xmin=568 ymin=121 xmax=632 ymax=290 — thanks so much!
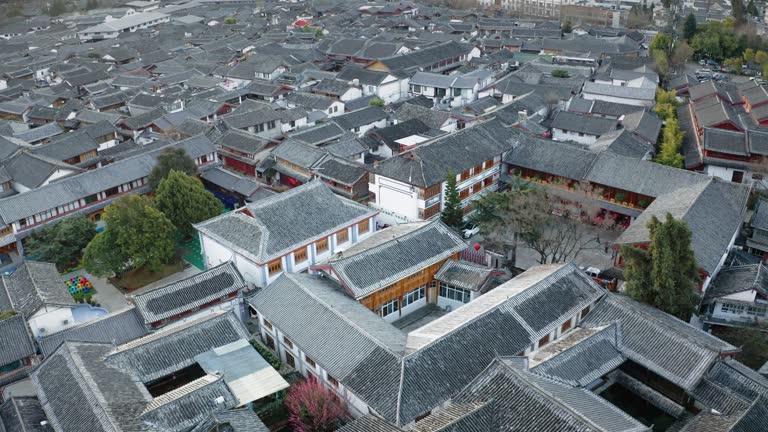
xmin=251 ymin=339 xmax=282 ymax=369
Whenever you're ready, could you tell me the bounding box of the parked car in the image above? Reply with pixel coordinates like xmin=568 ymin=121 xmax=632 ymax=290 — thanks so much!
xmin=462 ymin=222 xmax=480 ymax=239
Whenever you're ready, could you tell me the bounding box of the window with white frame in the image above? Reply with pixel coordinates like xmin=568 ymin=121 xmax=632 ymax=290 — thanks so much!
xmin=380 ymin=298 xmax=399 ymax=317
xmin=747 ymin=304 xmax=767 ymax=317
xmin=439 ymin=283 xmax=471 ymax=304
xmin=402 ymin=286 xmax=425 ymax=308
xmin=721 ymin=303 xmax=746 ymax=314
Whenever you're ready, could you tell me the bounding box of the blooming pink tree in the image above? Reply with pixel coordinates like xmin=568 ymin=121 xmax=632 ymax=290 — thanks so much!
xmin=285 ymin=379 xmax=350 ymax=432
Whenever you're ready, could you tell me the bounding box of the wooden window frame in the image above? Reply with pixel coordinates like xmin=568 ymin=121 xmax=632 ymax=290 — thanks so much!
xmin=268 ymin=259 xmax=282 ymax=276
xmin=305 ymin=356 xmax=316 ymax=368
xmin=316 ymin=237 xmax=329 ymax=253
xmin=337 ymin=229 xmax=349 ymax=244
xmin=538 ymin=334 xmax=550 ymax=348
xmin=561 ymin=319 xmax=572 ymax=333
xmin=285 ymin=351 xmax=295 ymax=368
xmin=283 ymin=336 xmax=293 ymax=349
xmin=294 ymin=247 xmax=307 ymax=263
xmin=358 ymin=219 xmax=370 ymax=234
xmin=265 ymin=334 xmax=275 ymax=350
xmin=327 ymin=374 xmax=339 ymax=388
xmin=263 ymin=319 xmax=273 ymax=330
xmin=474 ymin=164 xmax=483 ymax=175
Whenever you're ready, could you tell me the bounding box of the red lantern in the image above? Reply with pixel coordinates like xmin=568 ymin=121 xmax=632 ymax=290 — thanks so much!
xmin=473 ymin=244 xmax=481 ymax=251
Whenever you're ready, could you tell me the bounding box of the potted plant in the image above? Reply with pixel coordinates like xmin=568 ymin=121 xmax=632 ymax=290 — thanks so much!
xmin=615 ymin=192 xmax=626 ymax=203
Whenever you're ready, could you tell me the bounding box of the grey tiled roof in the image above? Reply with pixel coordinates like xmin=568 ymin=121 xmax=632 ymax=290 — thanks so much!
xmin=752 ymin=199 xmax=768 ymax=231
xmin=131 ymin=261 xmax=245 ymax=324
xmin=581 ymin=294 xmax=737 ymax=391
xmin=0 ymin=136 xmax=215 ymax=225
xmin=551 ymin=111 xmax=618 ymax=136
xmin=31 ymin=342 xmax=152 ymax=432
xmin=531 ymin=324 xmax=625 ymax=387
xmin=200 ymin=167 xmax=263 ymax=198
xmin=398 ymin=263 xmax=604 ymax=425
xmin=333 ymin=106 xmax=388 ymax=131
xmin=617 ymin=178 xmax=749 ymax=274
xmin=371 ymin=120 xmax=514 ymax=188
xmin=105 ymin=311 xmax=250 ymax=383
xmin=0 ymin=314 xmax=34 ymax=367
xmin=249 ymin=273 xmax=406 ymax=421
xmin=139 ymin=375 xmax=236 ymax=432
xmin=195 ymin=181 xmax=376 ymax=264
xmin=621 ymin=110 xmax=662 ymax=144
xmin=433 ymin=260 xmax=494 ymax=291
xmin=451 ymin=357 xmax=647 ymax=432
xmin=312 ymin=156 xmax=367 ymax=186
xmin=337 ymin=415 xmax=403 ymax=432
xmin=0 ymin=397 xmax=53 ymax=432
xmin=704 ymin=264 xmax=768 ymax=304
xmin=1 ymin=261 xmax=74 ymax=317
xmin=328 ymin=220 xmax=467 ymax=299
xmin=37 ymin=306 xmax=148 ymax=358
xmin=189 ymin=408 xmax=269 ymax=432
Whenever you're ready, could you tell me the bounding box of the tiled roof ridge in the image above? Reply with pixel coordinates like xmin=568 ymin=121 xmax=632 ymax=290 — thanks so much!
xmin=109 ymin=310 xmax=231 ymax=354
xmin=284 ymin=272 xmax=405 ymax=359
xmin=131 ymin=261 xmax=239 ymax=300
xmin=141 ymin=373 xmax=222 ymax=413
xmin=404 ymin=263 xmax=577 ymax=359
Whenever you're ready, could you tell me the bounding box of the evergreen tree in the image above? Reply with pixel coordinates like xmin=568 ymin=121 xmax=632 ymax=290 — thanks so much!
xmin=441 ymin=171 xmax=464 ymax=229
xmin=732 ymin=0 xmax=747 ymax=25
xmin=154 ymin=170 xmax=221 ymax=237
xmin=621 ymin=214 xmax=700 ymax=320
xmin=25 ymin=216 xmax=97 ymax=271
xmin=683 ymin=13 xmax=697 ymax=41
xmin=747 ymin=0 xmax=759 ymax=16
xmin=655 ymin=117 xmax=685 ymax=168
xmin=562 ymin=20 xmax=572 ymax=34
xmin=148 ymin=147 xmax=197 ymax=190
xmin=83 ymin=195 xmax=175 ymax=276
xmin=49 ymin=0 xmax=66 ymax=16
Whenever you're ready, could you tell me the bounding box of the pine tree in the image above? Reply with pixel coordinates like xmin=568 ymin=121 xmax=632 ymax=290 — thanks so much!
xmin=683 ymin=13 xmax=697 ymax=41
xmin=621 ymin=214 xmax=700 ymax=320
xmin=441 ymin=171 xmax=464 ymax=229
xmin=655 ymin=117 xmax=685 ymax=168
xmin=148 ymin=147 xmax=197 ymax=190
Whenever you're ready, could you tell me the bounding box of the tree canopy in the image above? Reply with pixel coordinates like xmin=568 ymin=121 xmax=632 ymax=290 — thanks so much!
xmin=621 ymin=214 xmax=700 ymax=321
xmin=154 ymin=170 xmax=221 ymax=236
xmin=683 ymin=13 xmax=698 ymax=41
xmin=441 ymin=171 xmax=464 ymax=230
xmin=83 ymin=195 xmax=175 ymax=277
xmin=285 ymin=380 xmax=349 ymax=432
xmin=25 ymin=217 xmax=97 ymax=271
xmin=148 ymin=147 xmax=197 ymax=190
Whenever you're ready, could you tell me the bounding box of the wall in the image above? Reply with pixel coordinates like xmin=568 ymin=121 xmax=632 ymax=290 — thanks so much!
xmin=552 ymin=128 xmax=598 ymax=145
xmin=582 ymin=92 xmax=653 ymax=107
xmin=28 ymin=306 xmax=75 ymax=338
xmin=370 ymin=175 xmax=421 ymax=220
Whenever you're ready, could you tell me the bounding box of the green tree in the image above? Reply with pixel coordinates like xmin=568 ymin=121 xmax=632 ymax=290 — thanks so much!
xmin=223 ymin=17 xmax=237 ymax=24
xmin=155 ymin=170 xmax=221 ymax=237
xmin=747 ymin=0 xmax=759 ymax=15
xmin=551 ymin=69 xmax=570 ymax=78
xmin=25 ymin=217 xmax=97 ymax=271
xmin=756 ymin=50 xmax=768 ymax=65
xmin=621 ymin=214 xmax=700 ymax=320
xmin=148 ymin=147 xmax=197 ymax=190
xmin=441 ymin=171 xmax=464 ymax=230
xmin=724 ymin=57 xmax=743 ymax=71
xmin=368 ymin=97 xmax=384 ymax=107
xmin=744 ymin=47 xmax=756 ymax=63
xmin=83 ymin=195 xmax=175 ymax=276
xmin=683 ymin=13 xmax=698 ymax=41
xmin=650 ymin=33 xmax=673 ymax=52
xmin=652 ymin=49 xmax=670 ymax=81
xmin=49 ymin=0 xmax=66 ymax=15
xmin=562 ymin=20 xmax=572 ymax=34
xmin=656 ymin=117 xmax=685 ymax=168
xmin=762 ymin=63 xmax=768 ymax=81
xmin=82 ymin=230 xmax=129 ymax=278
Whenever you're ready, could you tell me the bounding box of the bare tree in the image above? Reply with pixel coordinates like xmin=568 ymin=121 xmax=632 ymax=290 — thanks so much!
xmin=473 ymin=181 xmax=602 ymax=268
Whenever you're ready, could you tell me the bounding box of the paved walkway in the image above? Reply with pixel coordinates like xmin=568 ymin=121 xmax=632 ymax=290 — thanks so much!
xmin=63 ymin=269 xmax=129 ymax=313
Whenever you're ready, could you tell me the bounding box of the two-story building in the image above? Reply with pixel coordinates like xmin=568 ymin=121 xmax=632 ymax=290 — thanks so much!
xmin=702 ymin=264 xmax=768 ymax=329
xmin=312 ymin=220 xmax=469 ymax=321
xmin=368 ymin=120 xmax=513 ymax=223
xmin=195 ymin=181 xmax=378 ymax=288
